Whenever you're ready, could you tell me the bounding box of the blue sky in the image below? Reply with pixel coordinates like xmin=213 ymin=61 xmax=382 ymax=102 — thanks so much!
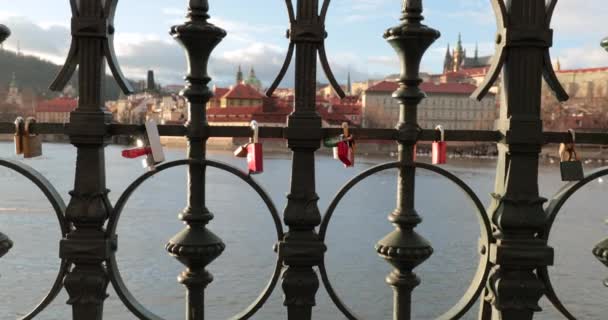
xmin=0 ymin=0 xmax=607 ymax=87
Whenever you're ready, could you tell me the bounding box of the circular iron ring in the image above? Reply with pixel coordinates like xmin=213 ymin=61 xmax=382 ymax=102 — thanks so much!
xmin=106 ymin=159 xmax=284 ymax=320
xmin=0 ymin=159 xmax=69 ymax=320
xmin=318 ymin=162 xmax=492 ymax=320
xmin=539 ymin=166 xmax=608 ymax=320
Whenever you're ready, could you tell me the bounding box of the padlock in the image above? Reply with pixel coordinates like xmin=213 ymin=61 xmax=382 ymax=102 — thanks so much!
xmin=23 ymin=117 xmax=42 ymax=158
xmin=337 ymin=139 xmax=354 ymax=167
xmin=347 ymin=139 xmax=355 ymax=166
xmin=559 ymin=129 xmax=584 ymax=181
xmin=121 ymin=120 xmax=165 ymax=170
xmin=234 ymin=143 xmax=249 ymax=158
xmin=246 ymin=120 xmax=263 ymax=174
xmin=432 ymin=125 xmax=447 ymax=165
xmin=337 ymin=122 xmax=354 ymax=167
xmin=142 ymin=120 xmax=165 ymax=170
xmin=14 ymin=117 xmax=24 ymax=155
xmin=323 ymin=135 xmax=344 ymax=148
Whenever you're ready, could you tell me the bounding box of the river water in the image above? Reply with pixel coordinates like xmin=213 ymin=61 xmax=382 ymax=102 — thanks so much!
xmin=0 ymin=143 xmax=606 ymax=319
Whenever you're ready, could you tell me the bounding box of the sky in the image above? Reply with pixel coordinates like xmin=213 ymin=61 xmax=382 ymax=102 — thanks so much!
xmin=0 ymin=0 xmax=607 ymax=88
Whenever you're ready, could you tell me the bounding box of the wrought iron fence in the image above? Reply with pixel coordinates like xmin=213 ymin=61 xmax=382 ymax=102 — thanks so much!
xmin=0 ymin=0 xmax=607 ymax=319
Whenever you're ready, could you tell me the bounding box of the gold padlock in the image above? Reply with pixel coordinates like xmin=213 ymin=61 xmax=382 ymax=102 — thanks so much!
xmin=23 ymin=117 xmax=42 ymax=158
xmin=14 ymin=117 xmax=24 ymax=155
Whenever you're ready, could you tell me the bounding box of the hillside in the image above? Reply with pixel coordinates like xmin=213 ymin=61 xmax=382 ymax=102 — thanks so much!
xmin=0 ymin=49 xmax=125 ymax=100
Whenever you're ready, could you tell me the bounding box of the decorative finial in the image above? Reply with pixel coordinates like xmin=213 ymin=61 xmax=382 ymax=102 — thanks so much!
xmin=0 ymin=25 xmax=10 ymax=44
xmin=401 ymin=0 xmax=423 ymax=22
xmin=187 ymin=0 xmax=210 ymax=20
xmin=602 ymin=36 xmax=608 ymax=53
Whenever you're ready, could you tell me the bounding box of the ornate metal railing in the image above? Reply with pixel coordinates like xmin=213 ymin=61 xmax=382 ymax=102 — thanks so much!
xmin=0 ymin=0 xmax=607 ymax=319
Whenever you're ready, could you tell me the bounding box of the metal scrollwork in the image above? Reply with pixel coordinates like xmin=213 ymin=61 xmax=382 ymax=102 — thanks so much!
xmin=266 ymin=0 xmax=345 ymax=98
xmin=473 ymin=0 xmax=568 ymax=102
xmin=106 ymin=159 xmax=284 ymax=320
xmin=0 ymin=159 xmax=69 ymax=320
xmin=319 ymin=162 xmax=492 ymax=319
xmin=539 ymin=167 xmax=608 ymax=320
xmin=50 ymin=0 xmax=133 ymax=94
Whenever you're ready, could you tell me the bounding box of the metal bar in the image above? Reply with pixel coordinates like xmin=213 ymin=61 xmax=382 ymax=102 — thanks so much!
xmin=376 ymin=1 xmax=440 ymax=320
xmin=4 ymin=121 xmax=608 ymax=146
xmin=482 ymin=1 xmax=557 ymax=319
xmin=58 ymin=1 xmax=117 ymax=319
xmin=0 ymin=23 xmax=13 ymax=281
xmin=164 ymin=2 xmax=226 ymax=320
xmin=278 ymin=0 xmax=327 ymax=319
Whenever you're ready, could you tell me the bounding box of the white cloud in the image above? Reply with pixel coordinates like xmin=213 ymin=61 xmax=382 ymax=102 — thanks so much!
xmin=556 ymin=47 xmax=608 ymax=70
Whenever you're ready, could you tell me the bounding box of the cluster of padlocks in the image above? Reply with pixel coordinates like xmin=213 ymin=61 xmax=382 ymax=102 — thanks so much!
xmin=13 ymin=117 xmax=42 ymax=158
xmin=109 ymin=120 xmax=584 ymax=182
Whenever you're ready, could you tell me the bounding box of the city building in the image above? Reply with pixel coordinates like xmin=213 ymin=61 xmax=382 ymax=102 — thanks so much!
xmin=542 ymin=64 xmax=608 ymax=131
xmin=362 ymin=80 xmax=497 ymax=130
xmin=35 ymin=97 xmax=78 ymax=123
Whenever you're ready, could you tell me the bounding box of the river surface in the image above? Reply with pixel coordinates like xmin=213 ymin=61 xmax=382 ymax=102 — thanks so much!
xmin=0 ymin=143 xmax=606 ymax=319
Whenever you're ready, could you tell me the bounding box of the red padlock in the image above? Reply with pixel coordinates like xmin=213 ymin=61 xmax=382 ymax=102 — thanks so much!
xmin=122 ymin=147 xmax=152 ymax=158
xmin=432 ymin=125 xmax=447 ymax=165
xmin=337 ymin=140 xmax=352 ymax=167
xmin=247 ymin=120 xmax=263 ymax=174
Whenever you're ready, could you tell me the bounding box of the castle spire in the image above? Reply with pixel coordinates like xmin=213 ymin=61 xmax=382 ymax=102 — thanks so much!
xmin=347 ymin=70 xmax=352 ymax=95
xmin=474 ymin=42 xmax=479 ymax=60
xmin=236 ymin=65 xmax=243 ymax=84
xmin=453 ymin=33 xmax=464 ymax=72
xmin=249 ymin=66 xmax=256 ymax=78
xmin=443 ymin=43 xmax=452 ymax=74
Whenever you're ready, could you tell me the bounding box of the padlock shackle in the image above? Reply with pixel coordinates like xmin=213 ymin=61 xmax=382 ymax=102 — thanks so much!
xmin=250 ymin=120 xmax=259 ymax=143
xmin=342 ymin=122 xmax=349 ymax=138
xmin=568 ymin=128 xmax=576 ymax=145
xmin=24 ymin=117 xmax=37 ymax=135
xmin=435 ymin=125 xmax=445 ymax=142
xmin=14 ymin=117 xmax=24 ymax=136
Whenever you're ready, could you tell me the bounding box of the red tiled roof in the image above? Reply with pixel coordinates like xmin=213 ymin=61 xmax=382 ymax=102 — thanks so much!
xmin=206 ymin=106 xmax=261 ymax=115
xmin=223 ymin=83 xmax=265 ymax=100
xmin=36 ymin=97 xmax=78 ymax=113
xmin=213 ymin=87 xmax=229 ymax=98
xmin=366 ymin=80 xmax=478 ymax=95
xmin=557 ymin=66 xmax=608 ymax=74
xmin=365 ymin=80 xmax=399 ymax=93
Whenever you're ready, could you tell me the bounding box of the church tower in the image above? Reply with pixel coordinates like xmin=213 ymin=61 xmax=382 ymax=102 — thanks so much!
xmin=347 ymin=70 xmax=352 ymax=95
xmin=236 ymin=65 xmax=244 ymax=84
xmin=443 ymin=44 xmax=452 ymax=74
xmin=6 ymin=72 xmax=22 ymax=106
xmin=452 ymin=33 xmax=465 ymax=72
xmin=245 ymin=66 xmax=262 ymax=91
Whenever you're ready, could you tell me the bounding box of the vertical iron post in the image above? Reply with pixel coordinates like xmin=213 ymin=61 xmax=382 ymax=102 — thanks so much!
xmin=165 ymin=1 xmax=226 ymax=320
xmin=277 ymin=1 xmax=327 ymax=319
xmin=58 ymin=0 xmax=115 ymax=318
xmin=484 ymin=0 xmax=555 ymax=319
xmin=375 ymin=1 xmax=439 ymax=319
xmin=594 ymin=37 xmax=608 ymax=286
xmin=0 ymin=24 xmax=12 ymax=272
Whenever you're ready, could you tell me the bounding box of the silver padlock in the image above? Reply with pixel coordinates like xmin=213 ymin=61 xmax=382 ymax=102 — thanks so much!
xmin=23 ymin=117 xmax=42 ymax=158
xmin=142 ymin=120 xmax=165 ymax=170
